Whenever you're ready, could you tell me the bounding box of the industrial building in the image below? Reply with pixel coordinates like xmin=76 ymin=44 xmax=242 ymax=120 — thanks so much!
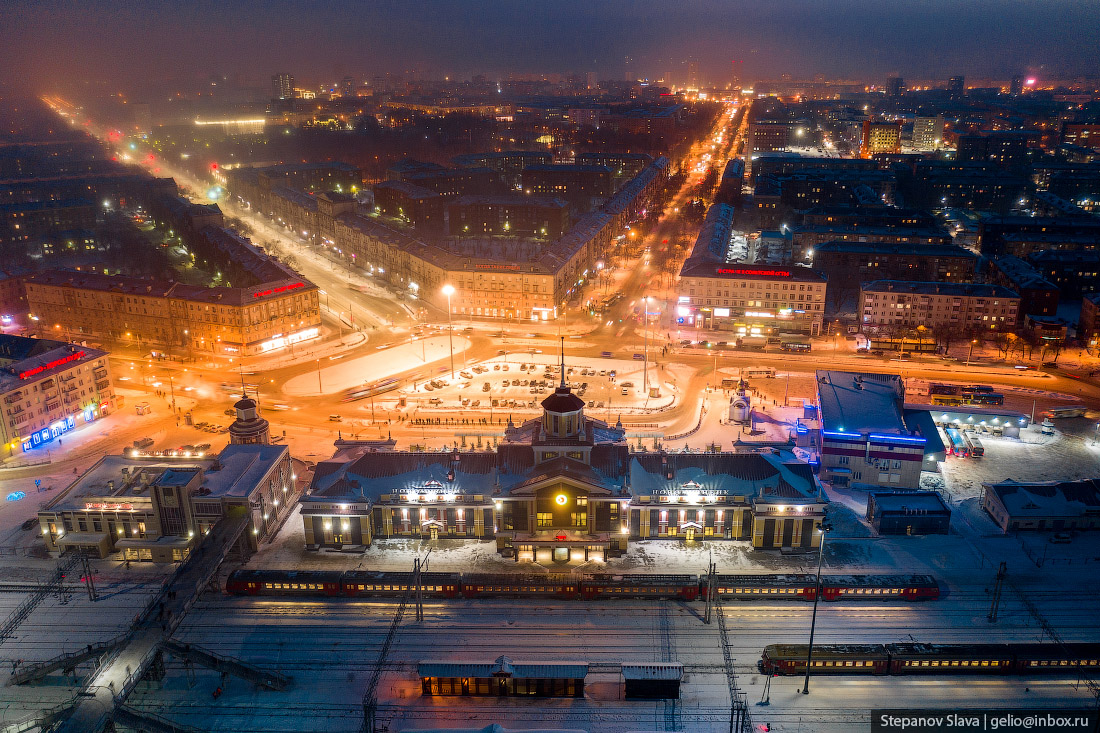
xmin=867 ymin=491 xmax=951 ymax=535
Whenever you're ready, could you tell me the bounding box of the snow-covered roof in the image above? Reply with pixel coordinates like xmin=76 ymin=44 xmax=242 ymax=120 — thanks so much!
xmin=417 ymin=656 xmax=588 ymax=680
xmin=621 ymin=663 xmax=683 ymax=681
xmin=987 ymin=478 xmax=1100 ymax=519
xmin=870 ymin=491 xmax=950 ymax=514
xmin=816 ymin=370 xmax=912 ymax=439
xmin=627 ymin=452 xmax=819 ymax=501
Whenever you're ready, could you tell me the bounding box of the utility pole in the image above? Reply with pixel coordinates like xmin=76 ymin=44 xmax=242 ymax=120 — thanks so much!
xmin=988 ymin=561 xmax=1006 ymax=623
xmin=704 ymin=558 xmax=717 ymax=624
xmin=802 ymin=524 xmax=829 ymax=694
xmin=80 ymin=555 xmax=97 ymax=602
xmin=643 ymin=295 xmax=650 ymax=394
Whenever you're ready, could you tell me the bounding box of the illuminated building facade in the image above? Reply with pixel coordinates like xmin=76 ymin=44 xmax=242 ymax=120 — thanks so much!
xmin=302 ymin=380 xmax=825 ymax=559
xmin=37 ymin=443 xmax=294 ymax=561
xmin=816 ymin=371 xmax=930 ymax=489
xmin=24 ymin=269 xmax=320 ymax=357
xmin=0 ymin=334 xmax=114 ymax=454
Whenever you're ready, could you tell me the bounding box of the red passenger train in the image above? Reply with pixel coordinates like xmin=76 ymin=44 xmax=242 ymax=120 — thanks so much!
xmin=226 ymin=569 xmax=939 ymax=603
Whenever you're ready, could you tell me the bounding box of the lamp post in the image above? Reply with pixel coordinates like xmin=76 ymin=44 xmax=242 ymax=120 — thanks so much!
xmin=642 ymin=296 xmax=650 ymax=394
xmin=966 ymin=339 xmax=978 ymax=366
xmin=442 ymin=284 xmax=455 ymax=379
xmin=802 ymin=522 xmax=830 ymax=695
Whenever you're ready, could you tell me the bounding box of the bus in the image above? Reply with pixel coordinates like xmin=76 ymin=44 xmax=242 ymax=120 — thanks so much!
xmin=945 ymin=428 xmax=971 ymax=457
xmin=930 ymin=394 xmax=966 ymax=406
xmin=780 ymin=342 xmax=811 ymax=353
xmin=743 ymin=367 xmax=776 ymax=379
xmin=221 ymin=382 xmax=259 ymax=394
xmin=1046 ymin=406 xmax=1087 ymax=419
xmin=343 ymin=378 xmax=399 ymax=402
xmin=968 ymin=393 xmax=1004 ymax=406
xmin=963 ymin=432 xmax=984 ymax=458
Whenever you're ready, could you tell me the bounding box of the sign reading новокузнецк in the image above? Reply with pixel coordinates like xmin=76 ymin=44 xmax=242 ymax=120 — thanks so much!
xmin=872 ymin=710 xmax=1098 ymax=733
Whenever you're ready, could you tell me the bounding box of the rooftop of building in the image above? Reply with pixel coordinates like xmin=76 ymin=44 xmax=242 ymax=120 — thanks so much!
xmin=1027 ymin=249 xmax=1100 ymax=264
xmin=990 ymin=256 xmax=1058 ymax=290
xmin=860 ymin=280 xmax=1019 ymax=299
xmin=812 ymin=240 xmax=975 ymax=257
xmin=986 ymin=478 xmax=1100 ymax=518
xmin=0 ymin=335 xmax=108 ymax=393
xmin=24 ymin=230 xmax=315 ymax=307
xmin=47 ymin=443 xmax=288 ymax=512
xmin=303 ymin=442 xmax=819 ymax=506
xmin=256 ymin=161 xmax=360 ymax=175
xmin=372 ymin=179 xmax=441 ymax=200
xmin=792 ymin=224 xmax=952 ymax=239
xmin=870 ymin=490 xmax=950 ymax=514
xmin=522 ymin=164 xmax=612 ymax=174
xmin=0 ymin=198 xmax=95 ymax=213
xmin=816 ymin=370 xmax=914 ymax=439
xmin=448 ymin=194 xmax=569 ymax=210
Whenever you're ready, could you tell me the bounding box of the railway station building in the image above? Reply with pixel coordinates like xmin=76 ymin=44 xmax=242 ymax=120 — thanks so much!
xmin=302 ymin=375 xmax=826 ymax=562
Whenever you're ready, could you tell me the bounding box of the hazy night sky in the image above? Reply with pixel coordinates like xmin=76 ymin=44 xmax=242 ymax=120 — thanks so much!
xmin=3 ymin=0 xmax=1098 ymax=92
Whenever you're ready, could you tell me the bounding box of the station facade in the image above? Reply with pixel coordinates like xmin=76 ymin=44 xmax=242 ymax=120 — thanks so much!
xmin=303 ymin=374 xmax=826 ymax=562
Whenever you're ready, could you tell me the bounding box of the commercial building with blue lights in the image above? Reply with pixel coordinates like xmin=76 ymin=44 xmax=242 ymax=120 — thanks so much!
xmin=816 ymin=370 xmax=934 ymax=489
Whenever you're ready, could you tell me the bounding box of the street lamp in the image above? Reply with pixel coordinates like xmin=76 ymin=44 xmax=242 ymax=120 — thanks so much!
xmin=802 ymin=522 xmax=830 ymax=695
xmin=442 ymin=284 xmax=456 ymax=378
xmin=966 ymin=339 xmax=978 ymax=366
xmin=642 ymin=296 xmax=650 ymax=394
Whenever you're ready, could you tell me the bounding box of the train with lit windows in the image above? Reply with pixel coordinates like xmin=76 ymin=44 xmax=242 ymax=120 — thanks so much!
xmin=759 ymin=642 xmax=1100 ymax=676
xmin=225 ymin=569 xmax=939 ymax=602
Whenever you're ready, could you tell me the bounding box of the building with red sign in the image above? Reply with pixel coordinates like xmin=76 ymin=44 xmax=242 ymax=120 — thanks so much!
xmin=677 ymin=204 xmax=826 ymax=336
xmin=0 ymin=334 xmax=114 ymax=454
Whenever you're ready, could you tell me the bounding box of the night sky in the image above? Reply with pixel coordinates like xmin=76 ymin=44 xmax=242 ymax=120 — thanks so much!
xmin=3 ymin=0 xmax=1098 ymax=91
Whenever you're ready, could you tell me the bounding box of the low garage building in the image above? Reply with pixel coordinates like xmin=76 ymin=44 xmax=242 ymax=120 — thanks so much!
xmin=622 ymin=662 xmax=683 ymax=699
xmin=867 ymin=491 xmax=951 ymax=535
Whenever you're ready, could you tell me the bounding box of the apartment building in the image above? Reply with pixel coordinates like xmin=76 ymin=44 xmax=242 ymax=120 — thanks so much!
xmin=859 ymin=281 xmax=1019 ymax=332
xmin=0 ymin=334 xmax=114 ymax=454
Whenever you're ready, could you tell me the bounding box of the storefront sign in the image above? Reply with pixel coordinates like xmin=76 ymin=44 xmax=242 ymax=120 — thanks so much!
xmin=252 ymin=282 xmax=305 ymax=299
xmin=84 ymin=502 xmax=134 ymax=511
xmin=18 ymin=351 xmax=85 ymax=379
xmin=716 ymin=268 xmax=790 ymax=277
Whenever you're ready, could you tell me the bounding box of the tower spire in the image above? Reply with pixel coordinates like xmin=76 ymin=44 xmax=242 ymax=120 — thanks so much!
xmin=559 ymin=336 xmax=566 ymax=389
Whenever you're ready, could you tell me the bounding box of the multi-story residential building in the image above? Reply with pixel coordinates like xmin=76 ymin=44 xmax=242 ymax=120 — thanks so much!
xmin=447 ymin=195 xmax=570 ymax=239
xmin=37 ymin=442 xmax=295 ymax=561
xmin=0 ymin=335 xmax=115 ymax=455
xmin=912 ymin=116 xmax=945 ymax=151
xmin=372 ymin=180 xmax=445 ymax=231
xmin=678 ymin=205 xmax=826 ymax=336
xmin=1 ymin=199 xmax=97 ymax=248
xmin=229 ymin=156 xmax=670 ymax=322
xmin=978 ymin=215 xmax=1100 ymax=256
xmin=816 ymin=370 xmax=931 ymax=489
xmin=792 ymin=223 xmax=952 ymax=250
xmin=522 ymin=164 xmax=613 ymax=211
xmin=24 ymin=262 xmax=320 ymax=357
xmin=1026 ymin=249 xmax=1100 ymax=298
xmin=987 ymin=256 xmax=1060 ymax=318
xmin=1080 ymin=292 xmax=1100 ymax=349
xmin=812 ymin=241 xmax=976 ymax=291
xmin=859 ymin=281 xmax=1019 ymax=332
xmin=749 ymin=121 xmax=793 ymax=153
xmin=1061 ymin=123 xmax=1100 ymax=151
xmin=860 ymin=120 xmax=901 ymax=158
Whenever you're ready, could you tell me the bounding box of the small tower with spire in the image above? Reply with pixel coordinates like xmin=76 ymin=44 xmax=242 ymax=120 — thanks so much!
xmin=229 ymin=394 xmax=270 ymax=445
